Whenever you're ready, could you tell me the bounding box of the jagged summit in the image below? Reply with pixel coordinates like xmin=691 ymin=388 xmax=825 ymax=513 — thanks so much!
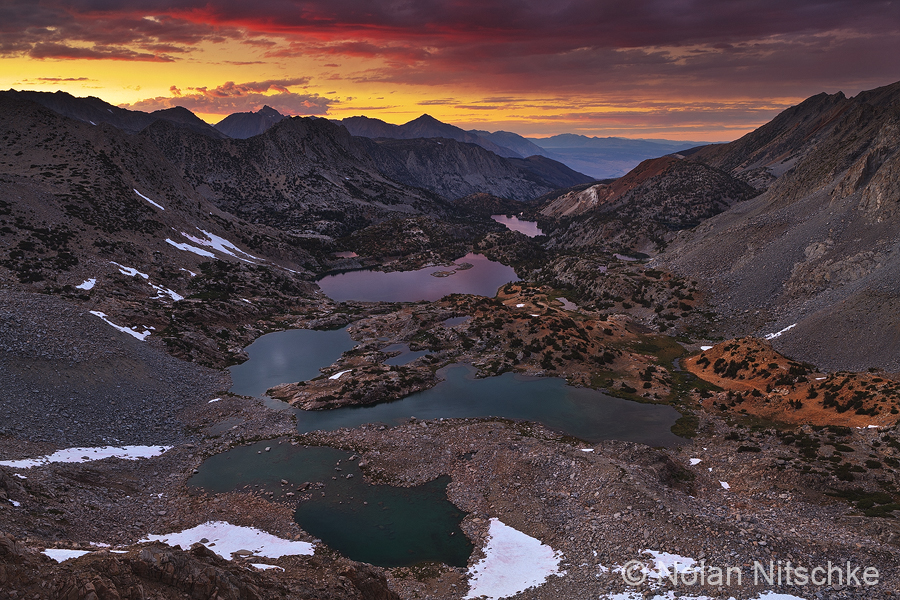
xmin=214 ymin=105 xmax=286 ymax=139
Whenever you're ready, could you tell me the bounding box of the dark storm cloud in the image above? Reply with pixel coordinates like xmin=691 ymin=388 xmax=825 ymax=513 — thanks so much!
xmin=4 ymin=1 xmax=898 ymax=56
xmin=0 ymin=1 xmax=235 ymax=61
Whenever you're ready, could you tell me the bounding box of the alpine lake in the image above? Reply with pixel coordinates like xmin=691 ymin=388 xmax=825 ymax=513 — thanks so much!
xmin=193 ymin=257 xmax=685 ymax=567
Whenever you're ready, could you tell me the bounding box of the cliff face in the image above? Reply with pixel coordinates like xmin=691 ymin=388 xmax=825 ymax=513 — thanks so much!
xmin=657 ymin=81 xmax=900 ymax=371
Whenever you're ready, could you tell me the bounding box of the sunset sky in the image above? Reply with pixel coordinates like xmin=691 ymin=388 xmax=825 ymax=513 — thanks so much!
xmin=2 ymin=1 xmax=899 ymax=141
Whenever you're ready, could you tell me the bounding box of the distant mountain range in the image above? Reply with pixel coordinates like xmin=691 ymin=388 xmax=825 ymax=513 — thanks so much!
xmin=339 ymin=113 xmax=707 ymax=178
xmin=523 ymin=134 xmax=709 ymax=179
xmin=0 ymin=90 xmax=227 ymax=139
xmin=341 ymin=114 xmax=521 ymax=158
xmin=5 ymin=91 xmax=701 ymax=180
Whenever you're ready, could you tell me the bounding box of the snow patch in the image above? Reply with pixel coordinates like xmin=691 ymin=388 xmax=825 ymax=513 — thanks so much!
xmin=166 ymin=239 xmax=216 ymax=258
xmin=208 ymin=398 xmax=220 ymax=403
xmin=10 ymin=500 xmax=20 ymax=507
xmin=689 ymin=458 xmax=702 ymax=466
xmin=251 ymin=563 xmax=284 ymax=571
xmin=142 ymin=521 xmax=314 ymax=560
xmin=134 ymin=189 xmax=164 ymax=210
xmin=580 ymin=448 xmax=594 ymax=452
xmin=89 ymin=311 xmax=152 ymax=340
xmin=699 ymin=345 xmax=713 ymax=351
xmin=150 ymin=282 xmax=184 ymax=302
xmin=720 ymin=481 xmax=730 ymax=490
xmin=329 ymin=369 xmax=352 ymax=380
xmin=42 ymin=549 xmax=92 ymax=562
xmin=465 ymin=518 xmax=564 ymax=600
xmin=180 ymin=268 xmax=197 ymax=276
xmin=181 ymin=229 xmax=259 ymax=263
xmin=110 ymin=261 xmax=149 ymax=279
xmin=76 ymin=278 xmax=96 ymax=290
xmin=599 ymin=594 xmax=809 ymax=600
xmin=765 ymin=323 xmax=796 ymax=340
xmin=516 ymin=303 xmax=525 ymax=308
xmin=0 ymin=445 xmax=170 ymax=469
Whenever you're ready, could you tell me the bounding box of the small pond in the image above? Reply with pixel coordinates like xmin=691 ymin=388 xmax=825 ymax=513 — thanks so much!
xmin=189 ymin=443 xmax=472 ymax=567
xmin=491 ymin=215 xmax=544 ymax=237
xmin=441 ymin=316 xmax=471 ymax=327
xmin=228 ymin=326 xmax=357 ymax=398
xmin=316 ymin=253 xmax=519 ymax=302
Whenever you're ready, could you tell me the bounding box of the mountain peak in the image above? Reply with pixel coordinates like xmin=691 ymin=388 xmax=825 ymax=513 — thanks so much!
xmin=409 ymin=113 xmax=440 ymax=124
xmin=214 ymin=105 xmax=287 ymax=138
xmin=258 ymin=105 xmax=282 ymax=117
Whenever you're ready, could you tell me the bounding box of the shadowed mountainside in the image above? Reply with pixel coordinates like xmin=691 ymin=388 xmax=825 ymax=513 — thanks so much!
xmin=540 ymin=155 xmax=757 ymax=254
xmin=658 ymin=81 xmax=900 ymax=371
xmin=0 ymin=90 xmax=227 ymax=139
xmin=142 ymin=116 xmax=454 ymax=238
xmin=0 ymin=95 xmax=325 ymax=365
xmin=363 ymin=136 xmax=594 ymax=202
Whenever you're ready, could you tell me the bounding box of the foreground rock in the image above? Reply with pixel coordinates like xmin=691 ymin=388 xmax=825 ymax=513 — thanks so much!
xmin=0 ymin=533 xmax=398 ymax=600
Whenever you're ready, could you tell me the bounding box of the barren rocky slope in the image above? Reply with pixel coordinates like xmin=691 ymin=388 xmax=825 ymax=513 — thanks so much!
xmin=657 ymin=81 xmax=900 ymax=371
xmin=0 ymin=95 xmax=333 ymax=366
xmin=0 ymin=290 xmax=225 ymax=446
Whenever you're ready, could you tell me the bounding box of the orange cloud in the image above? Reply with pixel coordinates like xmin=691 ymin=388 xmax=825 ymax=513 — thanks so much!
xmin=120 ymin=78 xmax=333 ymax=116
